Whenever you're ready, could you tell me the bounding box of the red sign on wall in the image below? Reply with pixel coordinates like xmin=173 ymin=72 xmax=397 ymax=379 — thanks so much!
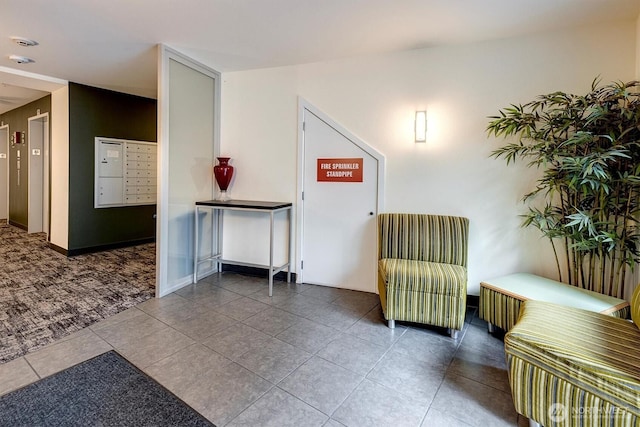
xmin=317 ymin=158 xmax=363 ymax=182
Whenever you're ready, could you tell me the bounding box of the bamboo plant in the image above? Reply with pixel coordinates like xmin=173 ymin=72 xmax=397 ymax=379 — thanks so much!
xmin=487 ymin=79 xmax=640 ymax=299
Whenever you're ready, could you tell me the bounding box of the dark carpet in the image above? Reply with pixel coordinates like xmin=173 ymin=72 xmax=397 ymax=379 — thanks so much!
xmin=0 ymin=351 xmax=214 ymax=427
xmin=0 ymin=224 xmax=155 ymax=363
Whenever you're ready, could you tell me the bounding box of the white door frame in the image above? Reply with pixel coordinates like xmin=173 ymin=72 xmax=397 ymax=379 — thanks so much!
xmin=296 ymin=97 xmax=385 ymax=284
xmin=0 ymin=125 xmax=8 ymax=221
xmin=27 ymin=112 xmax=49 ymax=235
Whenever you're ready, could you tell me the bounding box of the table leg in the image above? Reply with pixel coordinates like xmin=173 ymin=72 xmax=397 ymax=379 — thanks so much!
xmin=287 ymin=207 xmax=292 ymax=283
xmin=216 ymin=208 xmax=223 ymax=274
xmin=269 ymin=211 xmax=274 ymax=297
xmin=193 ymin=206 xmax=199 ymax=284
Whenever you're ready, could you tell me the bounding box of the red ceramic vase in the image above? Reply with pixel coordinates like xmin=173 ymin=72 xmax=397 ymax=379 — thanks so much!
xmin=214 ymin=157 xmax=234 ymax=193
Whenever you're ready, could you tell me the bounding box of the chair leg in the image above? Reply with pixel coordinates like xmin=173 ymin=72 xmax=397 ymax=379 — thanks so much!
xmin=487 ymin=322 xmax=495 ymax=333
xmin=448 ymin=328 xmax=460 ymax=340
xmin=388 ymin=319 xmax=395 ymax=329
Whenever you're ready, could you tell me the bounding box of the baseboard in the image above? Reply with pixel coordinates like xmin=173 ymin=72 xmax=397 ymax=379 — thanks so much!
xmin=48 ymin=242 xmax=69 ymax=256
xmin=221 ymin=263 xmax=297 ymax=283
xmin=8 ymin=220 xmax=27 ymax=231
xmin=467 ymin=294 xmax=479 ymax=308
xmin=64 ymin=238 xmax=155 ymax=257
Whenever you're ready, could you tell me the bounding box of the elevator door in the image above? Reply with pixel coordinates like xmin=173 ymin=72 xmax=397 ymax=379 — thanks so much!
xmin=0 ymin=126 xmax=8 ymax=220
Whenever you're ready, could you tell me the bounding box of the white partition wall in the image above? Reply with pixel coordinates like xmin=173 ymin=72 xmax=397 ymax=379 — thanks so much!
xmin=50 ymin=86 xmax=69 ymax=250
xmin=156 ymin=45 xmax=220 ymax=297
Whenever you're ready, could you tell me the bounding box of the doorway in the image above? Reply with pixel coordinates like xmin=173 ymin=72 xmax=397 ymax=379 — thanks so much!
xmin=27 ymin=113 xmax=49 ymax=235
xmin=297 ymin=100 xmax=385 ymax=293
xmin=0 ymin=125 xmax=7 ymax=221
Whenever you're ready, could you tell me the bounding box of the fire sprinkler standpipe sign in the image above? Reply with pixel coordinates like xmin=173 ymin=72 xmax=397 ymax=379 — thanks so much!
xmin=317 ymin=158 xmax=363 ymax=182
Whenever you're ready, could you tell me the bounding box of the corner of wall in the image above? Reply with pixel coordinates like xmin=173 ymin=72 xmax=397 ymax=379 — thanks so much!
xmin=50 ymin=85 xmax=69 ymax=250
xmin=637 ymin=13 xmax=640 ymax=79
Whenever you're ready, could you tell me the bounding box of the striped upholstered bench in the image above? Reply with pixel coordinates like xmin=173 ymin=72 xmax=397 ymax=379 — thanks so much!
xmin=504 ymin=285 xmax=640 ymax=427
xmin=377 ymin=213 xmax=469 ymax=339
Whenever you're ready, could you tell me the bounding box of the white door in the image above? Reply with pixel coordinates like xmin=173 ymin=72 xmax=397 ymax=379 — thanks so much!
xmin=28 ymin=114 xmax=48 ymax=234
xmin=301 ymin=107 xmax=383 ymax=293
xmin=0 ymin=126 xmax=7 ymax=220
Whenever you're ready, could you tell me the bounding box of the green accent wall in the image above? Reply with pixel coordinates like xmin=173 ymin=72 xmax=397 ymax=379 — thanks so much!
xmin=0 ymin=96 xmax=52 ymax=229
xmin=68 ymin=82 xmax=157 ymax=252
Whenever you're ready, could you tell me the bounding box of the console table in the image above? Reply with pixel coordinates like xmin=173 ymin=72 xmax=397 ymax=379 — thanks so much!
xmin=193 ymin=199 xmax=293 ymax=296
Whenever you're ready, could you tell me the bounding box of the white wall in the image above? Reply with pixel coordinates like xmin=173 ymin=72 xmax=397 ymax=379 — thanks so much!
xmin=50 ymin=85 xmax=69 ymax=250
xmin=221 ymin=20 xmax=637 ymax=295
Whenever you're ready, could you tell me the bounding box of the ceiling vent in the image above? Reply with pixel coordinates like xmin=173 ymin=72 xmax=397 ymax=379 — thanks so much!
xmin=10 ymin=36 xmax=39 ymax=47
xmin=8 ymin=54 xmax=35 ymax=64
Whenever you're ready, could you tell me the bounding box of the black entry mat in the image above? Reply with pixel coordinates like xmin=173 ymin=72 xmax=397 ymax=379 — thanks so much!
xmin=0 ymin=351 xmax=214 ymax=427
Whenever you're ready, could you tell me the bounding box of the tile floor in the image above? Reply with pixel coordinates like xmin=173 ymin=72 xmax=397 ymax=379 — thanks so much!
xmin=0 ymin=273 xmax=529 ymax=427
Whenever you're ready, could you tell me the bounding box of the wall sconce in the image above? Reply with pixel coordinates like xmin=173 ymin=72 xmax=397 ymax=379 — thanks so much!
xmin=415 ymin=111 xmax=427 ymax=142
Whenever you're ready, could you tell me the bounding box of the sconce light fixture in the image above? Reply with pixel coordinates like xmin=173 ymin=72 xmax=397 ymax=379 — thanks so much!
xmin=415 ymin=110 xmax=426 ymax=142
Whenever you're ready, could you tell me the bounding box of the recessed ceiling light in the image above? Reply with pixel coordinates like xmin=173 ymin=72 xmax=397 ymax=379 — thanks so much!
xmin=10 ymin=36 xmax=38 ymax=47
xmin=8 ymin=54 xmax=35 ymax=64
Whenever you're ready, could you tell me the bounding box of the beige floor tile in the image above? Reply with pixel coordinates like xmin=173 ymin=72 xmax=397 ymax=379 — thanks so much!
xmin=181 ymin=362 xmax=273 ymax=426
xmin=24 ymin=330 xmax=113 ymax=378
xmin=201 ymin=324 xmax=271 ymax=360
xmin=177 ymin=283 xmax=242 ymax=306
xmin=143 ymin=299 xmax=213 ymax=325
xmin=421 ymin=408 xmax=473 ymax=427
xmin=429 ymin=373 xmax=518 ymax=426
xmin=144 ymin=344 xmax=233 ymax=395
xmin=92 ymin=312 xmax=169 ymax=348
xmin=117 ymin=327 xmax=196 ymax=369
xmin=333 ymin=379 xmax=427 ymax=427
xmin=164 ymin=311 xmax=237 ymax=341
xmin=213 ymin=296 xmax=271 ymax=321
xmin=227 ymin=387 xmax=328 ymax=427
xmin=216 ymin=279 xmax=269 ymax=296
xmin=135 ymin=293 xmax=190 ymax=316
xmin=89 ymin=306 xmax=146 ymax=332
xmin=0 ymin=357 xmax=40 ymax=396
xmin=234 ymin=337 xmax=311 ymax=383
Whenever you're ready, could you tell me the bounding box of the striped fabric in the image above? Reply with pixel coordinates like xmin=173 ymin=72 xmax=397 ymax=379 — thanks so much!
xmin=632 ymin=285 xmax=640 ymax=327
xmin=379 ymin=259 xmax=467 ymax=295
xmin=504 ymin=300 xmax=640 ymax=426
xmin=377 ymin=213 xmax=469 ymax=331
xmin=507 ymin=357 xmax=638 ymax=427
xmin=479 ymin=285 xmax=524 ymax=331
xmin=378 ymin=214 xmax=469 ymax=266
xmin=480 ymin=285 xmax=630 ymax=332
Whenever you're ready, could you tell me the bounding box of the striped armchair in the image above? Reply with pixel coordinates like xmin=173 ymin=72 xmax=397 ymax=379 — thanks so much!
xmin=504 ymin=285 xmax=640 ymax=427
xmin=377 ymin=213 xmax=469 ymax=338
